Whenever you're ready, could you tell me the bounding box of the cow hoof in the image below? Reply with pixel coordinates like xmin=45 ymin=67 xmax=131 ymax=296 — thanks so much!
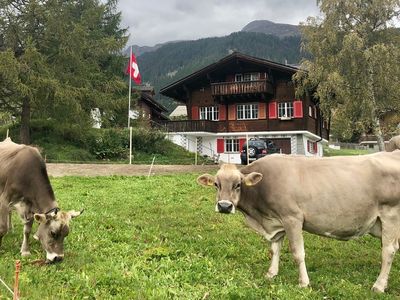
xmin=265 ymin=271 xmax=277 ymax=279
xmin=21 ymin=251 xmax=31 ymax=257
xmin=299 ymin=281 xmax=310 ymax=288
xmin=371 ymin=284 xmax=385 ymax=293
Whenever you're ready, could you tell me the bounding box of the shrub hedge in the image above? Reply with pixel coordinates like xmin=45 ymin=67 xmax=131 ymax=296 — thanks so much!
xmin=0 ymin=120 xmax=176 ymax=162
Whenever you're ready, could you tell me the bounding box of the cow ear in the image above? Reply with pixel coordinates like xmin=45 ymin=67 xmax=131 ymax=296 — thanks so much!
xmin=34 ymin=213 xmax=47 ymax=223
xmin=244 ymin=172 xmax=263 ymax=186
xmin=197 ymin=174 xmax=215 ymax=187
xmin=68 ymin=209 xmax=84 ymax=219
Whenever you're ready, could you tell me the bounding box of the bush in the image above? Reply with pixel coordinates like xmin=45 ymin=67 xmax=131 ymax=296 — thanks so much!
xmin=88 ymin=129 xmax=128 ymax=160
xmin=0 ymin=119 xmax=207 ymax=164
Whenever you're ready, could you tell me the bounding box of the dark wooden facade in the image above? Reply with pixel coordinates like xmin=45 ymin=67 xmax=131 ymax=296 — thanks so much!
xmin=160 ymin=52 xmax=329 ymax=140
xmin=135 ymin=87 xmax=169 ymax=125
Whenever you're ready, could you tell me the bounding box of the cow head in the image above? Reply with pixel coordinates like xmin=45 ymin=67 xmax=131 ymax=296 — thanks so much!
xmin=33 ymin=209 xmax=83 ymax=263
xmin=197 ymin=164 xmax=262 ymax=214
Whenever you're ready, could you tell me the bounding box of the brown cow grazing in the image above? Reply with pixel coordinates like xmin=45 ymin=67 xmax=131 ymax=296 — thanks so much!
xmin=198 ymin=151 xmax=400 ymax=293
xmin=386 ymin=135 xmax=400 ymax=152
xmin=0 ymin=138 xmax=82 ymax=263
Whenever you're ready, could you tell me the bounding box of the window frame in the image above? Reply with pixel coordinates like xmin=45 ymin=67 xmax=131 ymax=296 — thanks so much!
xmin=237 ymin=103 xmax=259 ymax=120
xmin=235 ymin=74 xmax=243 ymax=82
xmin=225 ymin=138 xmax=240 ymax=153
xmin=199 ymin=106 xmax=219 ymax=121
xmin=235 ymin=73 xmax=260 ymax=82
xmin=278 ymin=102 xmax=294 ymax=119
xmin=307 ymin=140 xmax=317 ymax=154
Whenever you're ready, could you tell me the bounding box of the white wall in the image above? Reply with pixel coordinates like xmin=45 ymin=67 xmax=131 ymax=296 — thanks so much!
xmin=167 ymin=133 xmax=324 ymax=165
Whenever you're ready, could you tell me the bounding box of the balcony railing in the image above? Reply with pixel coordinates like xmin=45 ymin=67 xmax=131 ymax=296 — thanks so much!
xmin=211 ymin=80 xmax=273 ymax=96
xmin=159 ymin=120 xmax=219 ymax=133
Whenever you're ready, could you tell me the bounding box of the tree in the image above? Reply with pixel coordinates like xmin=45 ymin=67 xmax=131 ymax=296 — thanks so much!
xmin=295 ymin=0 xmax=400 ymax=150
xmin=0 ymin=0 xmax=129 ymax=143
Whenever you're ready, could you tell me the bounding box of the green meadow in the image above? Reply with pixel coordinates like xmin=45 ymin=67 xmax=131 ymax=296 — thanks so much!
xmin=0 ymin=174 xmax=399 ymax=299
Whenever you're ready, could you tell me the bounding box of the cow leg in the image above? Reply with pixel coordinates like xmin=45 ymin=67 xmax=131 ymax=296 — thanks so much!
xmin=372 ymin=224 xmax=399 ymax=293
xmin=20 ymin=218 xmax=34 ymax=256
xmin=0 ymin=200 xmax=9 ymax=246
xmin=283 ymin=218 xmax=310 ymax=287
xmin=8 ymin=210 xmax=13 ymax=231
xmin=266 ymin=237 xmax=284 ymax=279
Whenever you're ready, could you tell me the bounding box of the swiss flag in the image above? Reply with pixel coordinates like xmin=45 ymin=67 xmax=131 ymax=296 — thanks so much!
xmin=125 ymin=52 xmax=141 ymax=84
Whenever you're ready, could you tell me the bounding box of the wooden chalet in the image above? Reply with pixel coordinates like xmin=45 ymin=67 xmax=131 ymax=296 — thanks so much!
xmin=133 ymin=86 xmax=169 ymax=125
xmin=160 ymin=52 xmax=329 ymax=163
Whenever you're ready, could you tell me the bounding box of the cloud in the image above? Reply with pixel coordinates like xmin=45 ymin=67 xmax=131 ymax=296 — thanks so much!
xmin=118 ymin=0 xmax=319 ymax=46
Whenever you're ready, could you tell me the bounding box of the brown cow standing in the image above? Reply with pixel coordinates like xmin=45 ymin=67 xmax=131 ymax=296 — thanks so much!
xmin=198 ymin=151 xmax=400 ymax=293
xmin=0 ymin=138 xmax=82 ymax=262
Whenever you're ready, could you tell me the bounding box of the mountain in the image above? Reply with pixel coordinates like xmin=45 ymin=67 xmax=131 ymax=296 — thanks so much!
xmin=130 ymin=45 xmax=163 ymax=57
xmin=129 ymin=20 xmax=300 ymax=57
xmin=241 ymin=20 xmax=300 ymax=37
xmin=136 ymin=31 xmax=302 ymax=111
xmin=129 ymin=41 xmax=184 ymax=57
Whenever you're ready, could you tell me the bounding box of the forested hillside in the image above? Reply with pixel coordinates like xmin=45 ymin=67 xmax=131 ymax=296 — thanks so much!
xmin=137 ymin=32 xmax=302 ymax=110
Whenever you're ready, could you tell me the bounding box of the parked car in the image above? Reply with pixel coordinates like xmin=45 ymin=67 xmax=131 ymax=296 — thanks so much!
xmin=240 ymin=138 xmax=280 ymax=165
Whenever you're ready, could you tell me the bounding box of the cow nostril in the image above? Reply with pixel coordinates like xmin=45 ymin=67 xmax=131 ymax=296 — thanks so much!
xmin=217 ymin=201 xmax=233 ymax=213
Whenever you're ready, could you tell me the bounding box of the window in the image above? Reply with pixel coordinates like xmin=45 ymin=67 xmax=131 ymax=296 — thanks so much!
xmin=235 ymin=73 xmax=260 ymax=82
xmin=308 ymin=106 xmax=313 ymax=117
xmin=278 ymin=102 xmax=293 ymax=118
xmin=235 ymin=74 xmax=243 ymax=82
xmin=237 ymin=104 xmax=258 ymax=120
xmin=225 ymin=139 xmax=239 ymax=153
xmin=307 ymin=140 xmax=318 ymax=154
xmin=199 ymin=106 xmax=219 ymax=121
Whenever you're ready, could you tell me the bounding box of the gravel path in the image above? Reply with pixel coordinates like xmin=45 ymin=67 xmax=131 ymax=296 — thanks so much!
xmin=46 ymin=163 xmax=219 ymax=177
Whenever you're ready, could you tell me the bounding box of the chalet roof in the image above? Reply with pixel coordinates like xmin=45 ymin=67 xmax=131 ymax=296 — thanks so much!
xmin=139 ymin=90 xmax=169 ymax=113
xmin=133 ymin=85 xmax=168 ymax=113
xmin=160 ymin=52 xmax=300 ymax=99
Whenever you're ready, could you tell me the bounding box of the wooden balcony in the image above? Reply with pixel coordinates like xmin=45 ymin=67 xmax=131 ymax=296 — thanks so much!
xmin=159 ymin=120 xmax=219 ymax=133
xmin=211 ymin=80 xmax=273 ymax=96
xmin=160 ymin=119 xmax=307 ymax=133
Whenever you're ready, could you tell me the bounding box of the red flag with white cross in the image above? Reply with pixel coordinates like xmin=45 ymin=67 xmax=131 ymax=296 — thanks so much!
xmin=125 ymin=52 xmax=141 ymax=84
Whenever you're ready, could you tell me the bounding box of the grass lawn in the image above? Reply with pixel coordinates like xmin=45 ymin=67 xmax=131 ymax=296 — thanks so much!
xmin=1 ymin=174 xmax=399 ymax=299
xmin=324 ymin=147 xmax=373 ymax=157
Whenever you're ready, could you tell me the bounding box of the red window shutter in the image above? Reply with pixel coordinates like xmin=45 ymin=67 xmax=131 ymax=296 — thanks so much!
xmin=258 ymin=102 xmax=266 ymax=119
xmin=219 ymin=104 xmax=226 ymax=120
xmin=191 ymin=106 xmax=199 ymax=120
xmin=239 ymin=138 xmax=246 ymax=150
xmin=313 ymin=142 xmax=318 ymax=154
xmin=217 ymin=139 xmax=225 ymax=153
xmin=293 ymin=100 xmax=303 ymax=118
xmin=228 ymin=105 xmax=236 ymax=120
xmin=268 ymin=101 xmax=277 ymax=119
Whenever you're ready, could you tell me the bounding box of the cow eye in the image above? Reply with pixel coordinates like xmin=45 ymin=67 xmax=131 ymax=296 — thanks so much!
xmin=234 ymin=183 xmax=241 ymax=190
xmin=214 ymin=182 xmax=220 ymax=189
xmin=51 ymin=231 xmax=58 ymax=239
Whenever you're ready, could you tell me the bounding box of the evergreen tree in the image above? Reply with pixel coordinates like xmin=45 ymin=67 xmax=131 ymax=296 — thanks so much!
xmin=0 ymin=0 xmax=129 ymax=143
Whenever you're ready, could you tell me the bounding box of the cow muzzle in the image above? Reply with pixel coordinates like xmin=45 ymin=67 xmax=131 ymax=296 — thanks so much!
xmin=46 ymin=252 xmax=64 ymax=264
xmin=216 ymin=200 xmax=235 ymax=214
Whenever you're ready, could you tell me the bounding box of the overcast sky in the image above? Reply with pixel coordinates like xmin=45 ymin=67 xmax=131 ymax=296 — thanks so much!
xmin=118 ymin=0 xmax=320 ymax=46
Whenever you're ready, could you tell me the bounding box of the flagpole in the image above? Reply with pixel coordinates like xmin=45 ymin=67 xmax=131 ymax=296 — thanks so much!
xmin=127 ymin=45 xmax=132 ymax=128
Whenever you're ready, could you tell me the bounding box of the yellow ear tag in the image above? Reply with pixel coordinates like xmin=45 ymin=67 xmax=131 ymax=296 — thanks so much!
xmin=245 ymin=179 xmax=253 ymax=186
xmin=207 ymin=179 xmax=214 ymax=186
